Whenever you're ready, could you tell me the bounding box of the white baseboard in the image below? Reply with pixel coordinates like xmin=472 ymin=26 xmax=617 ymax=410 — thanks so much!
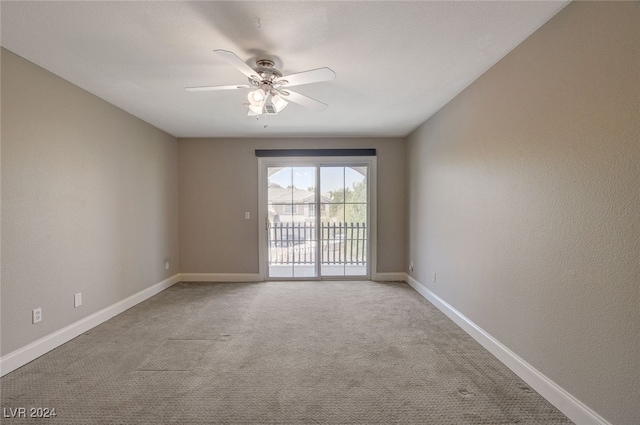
xmin=182 ymin=272 xmax=405 ymax=283
xmin=179 ymin=273 xmax=262 ymax=283
xmin=404 ymin=274 xmax=610 ymax=425
xmin=0 ymin=273 xmax=181 ymax=377
xmin=372 ymin=272 xmax=406 ymax=282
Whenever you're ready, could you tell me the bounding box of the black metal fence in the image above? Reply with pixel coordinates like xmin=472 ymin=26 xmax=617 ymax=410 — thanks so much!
xmin=269 ymin=222 xmax=367 ymax=265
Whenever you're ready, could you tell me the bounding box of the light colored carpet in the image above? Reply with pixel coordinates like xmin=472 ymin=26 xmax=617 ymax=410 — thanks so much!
xmin=1 ymin=281 xmax=573 ymax=424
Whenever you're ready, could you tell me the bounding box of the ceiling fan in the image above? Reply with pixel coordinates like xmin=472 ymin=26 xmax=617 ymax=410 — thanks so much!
xmin=186 ymin=50 xmax=336 ymax=116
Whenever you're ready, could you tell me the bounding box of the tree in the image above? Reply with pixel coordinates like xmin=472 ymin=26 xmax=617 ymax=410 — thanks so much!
xmin=328 ymin=179 xmax=367 ymax=224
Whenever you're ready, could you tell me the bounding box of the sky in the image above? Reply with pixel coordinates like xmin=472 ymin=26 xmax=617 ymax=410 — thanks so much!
xmin=268 ymin=166 xmax=366 ymax=194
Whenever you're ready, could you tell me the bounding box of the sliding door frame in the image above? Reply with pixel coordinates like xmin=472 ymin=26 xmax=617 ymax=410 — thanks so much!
xmin=258 ymin=156 xmax=377 ymax=281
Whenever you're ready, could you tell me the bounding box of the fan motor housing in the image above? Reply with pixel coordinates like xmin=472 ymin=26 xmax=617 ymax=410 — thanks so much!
xmin=252 ymin=58 xmax=282 ymax=82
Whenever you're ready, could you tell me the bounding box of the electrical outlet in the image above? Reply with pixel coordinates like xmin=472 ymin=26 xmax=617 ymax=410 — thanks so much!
xmin=433 ymin=272 xmax=437 ymax=282
xmin=409 ymin=261 xmax=414 ymax=272
xmin=74 ymin=292 xmax=82 ymax=308
xmin=165 ymin=260 xmax=170 ymax=270
xmin=245 ymin=211 xmax=251 ymax=220
xmin=32 ymin=308 xmax=42 ymax=324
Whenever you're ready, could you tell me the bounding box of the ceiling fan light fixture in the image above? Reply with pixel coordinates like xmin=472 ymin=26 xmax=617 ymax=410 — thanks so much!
xmin=248 ymin=103 xmax=264 ymax=114
xmin=271 ymin=94 xmax=288 ymax=113
xmin=248 ymin=88 xmax=266 ymax=106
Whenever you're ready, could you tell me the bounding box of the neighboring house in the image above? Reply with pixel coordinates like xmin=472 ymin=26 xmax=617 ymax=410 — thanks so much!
xmin=268 ymin=185 xmax=332 ymax=223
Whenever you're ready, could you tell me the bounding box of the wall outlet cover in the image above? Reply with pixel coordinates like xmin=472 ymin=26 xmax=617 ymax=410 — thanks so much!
xmin=32 ymin=308 xmax=42 ymax=324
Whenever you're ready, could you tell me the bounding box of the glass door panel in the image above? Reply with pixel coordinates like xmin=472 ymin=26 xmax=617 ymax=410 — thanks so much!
xmin=320 ymin=166 xmax=368 ymax=277
xmin=267 ymin=167 xmax=317 ymax=278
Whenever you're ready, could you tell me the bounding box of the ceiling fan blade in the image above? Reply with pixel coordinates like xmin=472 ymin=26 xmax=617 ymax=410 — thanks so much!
xmin=278 ymin=89 xmax=328 ymax=112
xmin=277 ymin=67 xmax=336 ymax=87
xmin=214 ymin=49 xmax=259 ymax=81
xmin=185 ymin=84 xmax=250 ymax=92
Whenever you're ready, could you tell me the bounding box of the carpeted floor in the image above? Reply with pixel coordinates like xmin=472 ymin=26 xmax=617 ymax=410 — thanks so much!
xmin=1 ymin=281 xmax=573 ymax=424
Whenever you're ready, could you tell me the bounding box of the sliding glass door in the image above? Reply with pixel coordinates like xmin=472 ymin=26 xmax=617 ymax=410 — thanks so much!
xmin=262 ymin=160 xmax=372 ymax=280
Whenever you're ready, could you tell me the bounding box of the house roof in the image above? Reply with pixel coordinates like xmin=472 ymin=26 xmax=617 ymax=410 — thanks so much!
xmin=268 ymin=187 xmax=331 ymax=204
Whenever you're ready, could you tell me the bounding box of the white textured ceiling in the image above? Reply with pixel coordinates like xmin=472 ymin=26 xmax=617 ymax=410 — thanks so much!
xmin=1 ymin=1 xmax=568 ymax=138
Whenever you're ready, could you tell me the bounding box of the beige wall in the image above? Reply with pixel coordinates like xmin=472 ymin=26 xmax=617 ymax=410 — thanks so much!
xmin=178 ymin=137 xmax=406 ymax=275
xmin=1 ymin=49 xmax=180 ymax=355
xmin=406 ymin=2 xmax=639 ymax=424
